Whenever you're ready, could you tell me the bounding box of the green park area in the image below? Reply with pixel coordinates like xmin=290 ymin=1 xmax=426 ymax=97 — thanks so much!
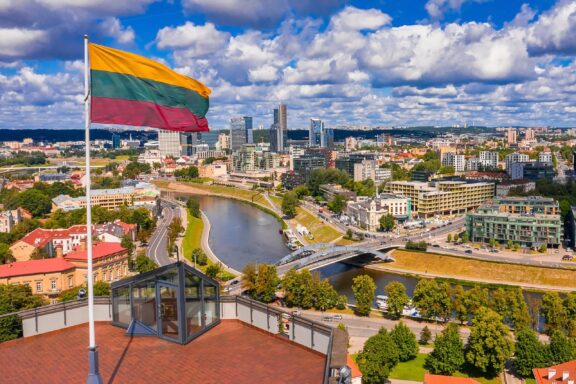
xmin=182 ymin=210 xmax=203 ymax=257
xmin=381 ymin=249 xmax=576 ymax=290
xmin=293 ymin=207 xmax=342 ymax=244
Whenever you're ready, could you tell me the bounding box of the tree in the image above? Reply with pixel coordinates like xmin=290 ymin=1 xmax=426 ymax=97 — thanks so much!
xmin=0 ymin=243 xmax=14 ymax=264
xmin=425 ymin=323 xmax=465 ymax=375
xmin=0 ymin=284 xmax=47 ymax=341
xmin=451 ymin=285 xmax=468 ymax=324
xmin=352 ymin=274 xmax=376 ymax=316
xmin=379 ymin=214 xmax=395 ymax=232
xmin=465 ymin=307 xmax=514 ymax=376
xmin=191 ymin=248 xmax=207 ymax=266
xmin=253 ymin=264 xmax=279 ymax=303
xmin=460 ymin=232 xmax=469 ymax=243
xmin=292 ymin=185 xmax=309 ymax=198
xmin=186 ymin=198 xmax=201 ymax=218
xmin=205 ymin=263 xmax=221 ymax=279
xmin=489 ymin=238 xmax=498 ymax=249
xmin=174 ymin=165 xmax=199 ymax=179
xmin=241 ymin=263 xmax=257 ymax=293
xmin=18 ymin=189 xmax=52 ymax=217
xmin=462 ymin=286 xmax=489 ymax=318
xmin=132 ymin=251 xmax=158 ymax=273
xmin=420 ymin=326 xmax=432 ymax=345
xmin=58 ymin=281 xmax=111 ymax=302
xmin=447 ymin=233 xmax=452 ymax=243
xmin=539 ymin=244 xmax=547 ymax=253
xmin=514 ymin=327 xmax=550 ymax=377
xmin=541 ymin=291 xmax=568 ymax=333
xmin=412 ymin=279 xmax=451 ymax=321
xmin=390 ymin=322 xmax=418 ymax=362
xmin=281 ymin=191 xmax=299 ymax=218
xmin=549 ymin=329 xmax=576 ymax=364
xmin=507 ymin=239 xmax=514 ymax=249
xmin=385 ymin=281 xmax=409 ymax=319
xmin=327 ymin=194 xmax=347 ymax=214
xmin=121 ymin=235 xmax=135 ymax=257
xmin=438 ymin=165 xmax=455 ymax=174
xmin=357 ymin=328 xmax=400 ymax=384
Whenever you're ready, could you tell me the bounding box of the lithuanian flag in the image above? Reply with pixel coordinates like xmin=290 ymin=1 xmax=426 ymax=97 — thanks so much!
xmin=89 ymin=43 xmax=210 ymax=132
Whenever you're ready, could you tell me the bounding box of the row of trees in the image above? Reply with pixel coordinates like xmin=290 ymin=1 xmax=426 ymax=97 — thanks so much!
xmin=174 ymin=166 xmax=199 ymax=180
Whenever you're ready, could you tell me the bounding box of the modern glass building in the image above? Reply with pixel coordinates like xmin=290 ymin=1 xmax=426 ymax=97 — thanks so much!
xmin=111 ymin=262 xmax=220 ymax=344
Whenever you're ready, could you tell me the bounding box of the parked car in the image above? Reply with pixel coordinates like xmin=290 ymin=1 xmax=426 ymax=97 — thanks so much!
xmin=465 ymin=250 xmax=473 ymax=254
xmin=322 ymin=316 xmax=333 ymax=322
xmin=563 ymin=255 xmax=574 ymax=261
xmin=291 ymin=310 xmax=301 ymax=316
xmin=332 ymin=315 xmax=343 ymax=320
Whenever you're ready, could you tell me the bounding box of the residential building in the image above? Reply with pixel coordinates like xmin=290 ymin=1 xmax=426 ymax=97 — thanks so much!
xmin=479 ymin=151 xmax=499 ymax=169
xmin=522 ymin=162 xmax=555 ymax=181
xmin=231 ymin=144 xmax=279 ymax=172
xmin=441 ymin=152 xmax=465 ymax=172
xmin=505 ymin=153 xmax=529 ymax=172
xmin=466 ymin=196 xmax=563 ymax=248
xmin=506 ymin=128 xmax=517 ymax=145
xmin=376 ymin=134 xmax=393 ymax=146
xmin=496 ymin=180 xmax=536 ymax=196
xmin=384 ymin=181 xmax=494 ymax=217
xmin=0 ymin=208 xmax=23 ymax=233
xmin=411 ymin=170 xmax=433 ymax=182
xmin=533 ymin=359 xmax=576 ymax=384
xmin=198 ymin=162 xmax=227 ymax=179
xmin=51 ymin=182 xmax=159 ymax=212
xmin=346 ymin=194 xmax=410 ymax=231
xmin=345 ymin=137 xmax=358 ymax=151
xmin=217 ymin=133 xmax=230 ymax=151
xmin=353 ymin=159 xmax=391 ymax=183
xmin=9 ymin=221 xmax=135 ymax=261
xmin=158 ymin=130 xmax=182 ymax=158
xmin=465 ymin=157 xmax=480 ymax=171
xmin=292 ymin=153 xmax=326 ymax=182
xmin=538 ymin=151 xmax=552 ymax=163
xmin=566 ymin=206 xmax=576 ymax=248
xmin=336 ymin=153 xmax=376 ymax=176
xmin=0 ymin=241 xmax=129 ymax=302
xmin=319 ymin=184 xmax=357 ymax=201
xmin=525 ymin=128 xmax=535 ymax=141
xmin=281 ymin=170 xmax=305 ymax=190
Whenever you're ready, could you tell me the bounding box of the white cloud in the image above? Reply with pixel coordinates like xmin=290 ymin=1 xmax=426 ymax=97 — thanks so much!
xmin=99 ymin=18 xmax=135 ymax=44
xmin=329 ymin=6 xmax=391 ymax=31
xmin=156 ymin=22 xmax=229 ymax=57
xmin=527 ymin=0 xmax=576 ymax=55
xmin=425 ymin=0 xmax=488 ymax=20
xmin=249 ymin=65 xmax=279 ymax=82
xmin=0 ymin=28 xmax=47 ymax=60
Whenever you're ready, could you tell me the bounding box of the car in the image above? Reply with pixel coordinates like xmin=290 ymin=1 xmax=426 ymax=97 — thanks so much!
xmin=432 ymin=244 xmax=440 ymax=248
xmin=465 ymin=250 xmax=473 ymax=254
xmin=230 ymin=279 xmax=240 ymax=285
xmin=563 ymin=255 xmax=574 ymax=261
xmin=332 ymin=315 xmax=343 ymax=320
xmin=322 ymin=316 xmax=333 ymax=322
xmin=291 ymin=310 xmax=301 ymax=316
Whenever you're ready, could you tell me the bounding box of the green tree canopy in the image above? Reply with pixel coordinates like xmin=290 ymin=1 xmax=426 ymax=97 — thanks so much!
xmin=281 ymin=191 xmax=299 ymax=218
xmin=465 ymin=307 xmax=514 ymax=376
xmin=186 ymin=198 xmax=201 ymax=218
xmin=379 ymin=214 xmax=395 ymax=232
xmin=549 ymin=329 xmax=576 ymax=364
xmin=390 ymin=322 xmax=418 ymax=362
xmin=425 ymin=323 xmax=465 ymax=375
xmin=18 ymin=189 xmax=52 ymax=217
xmin=327 ymin=194 xmax=347 ymax=214
xmin=352 ymin=274 xmax=376 ymax=316
xmin=0 ymin=243 xmax=14 ymax=265
xmin=412 ymin=279 xmax=451 ymax=321
xmin=357 ymin=328 xmax=400 ymax=384
xmin=514 ymin=327 xmax=550 ymax=377
xmin=385 ymin=281 xmax=410 ymax=319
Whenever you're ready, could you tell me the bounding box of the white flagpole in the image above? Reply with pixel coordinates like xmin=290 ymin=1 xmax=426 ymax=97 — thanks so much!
xmin=84 ymin=34 xmax=103 ymax=384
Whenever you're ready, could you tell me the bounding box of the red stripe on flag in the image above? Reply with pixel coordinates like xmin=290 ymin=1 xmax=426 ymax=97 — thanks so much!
xmin=91 ymin=97 xmax=209 ymax=132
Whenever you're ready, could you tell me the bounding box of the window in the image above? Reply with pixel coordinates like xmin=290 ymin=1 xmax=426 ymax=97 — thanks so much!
xmin=68 ymin=275 xmax=73 ymax=288
xmin=103 ymin=272 xmax=107 ymax=281
xmin=51 ymin=280 xmax=57 ymax=291
xmin=35 ymin=281 xmax=42 ymax=293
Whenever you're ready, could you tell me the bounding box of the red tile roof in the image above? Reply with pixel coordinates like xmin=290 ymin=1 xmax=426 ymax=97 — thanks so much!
xmin=533 ymin=360 xmax=576 ymax=383
xmin=424 ymin=373 xmax=482 ymax=384
xmin=0 ymin=258 xmax=75 ymax=278
xmin=347 ymin=355 xmax=362 ymax=379
xmin=64 ymin=242 xmax=126 ymax=261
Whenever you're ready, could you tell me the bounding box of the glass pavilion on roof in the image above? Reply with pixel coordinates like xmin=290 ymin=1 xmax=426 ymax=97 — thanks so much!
xmin=111 ymin=262 xmax=220 ymax=344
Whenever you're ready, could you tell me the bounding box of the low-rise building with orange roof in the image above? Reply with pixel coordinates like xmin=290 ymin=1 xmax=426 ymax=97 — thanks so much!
xmin=533 ymin=360 xmax=576 ymax=384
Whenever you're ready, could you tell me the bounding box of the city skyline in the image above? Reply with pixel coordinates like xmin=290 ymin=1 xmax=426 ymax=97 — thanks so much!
xmin=1 ymin=1 xmax=576 ymax=131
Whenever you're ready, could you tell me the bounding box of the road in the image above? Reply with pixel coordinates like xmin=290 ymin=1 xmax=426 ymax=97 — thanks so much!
xmin=146 ymin=200 xmax=180 ymax=266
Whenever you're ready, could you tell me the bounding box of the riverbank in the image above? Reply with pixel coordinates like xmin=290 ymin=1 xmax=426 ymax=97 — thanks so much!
xmin=367 ymin=249 xmax=576 ymax=291
xmin=156 ymin=181 xmax=287 ymax=229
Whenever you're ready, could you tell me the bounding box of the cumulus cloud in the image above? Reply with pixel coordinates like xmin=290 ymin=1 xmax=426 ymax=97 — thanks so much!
xmin=527 ymin=0 xmax=576 ymax=55
xmin=156 ymin=22 xmax=229 ymax=57
xmin=98 ymin=18 xmax=135 ymax=44
xmin=329 ymin=6 xmax=392 ymax=31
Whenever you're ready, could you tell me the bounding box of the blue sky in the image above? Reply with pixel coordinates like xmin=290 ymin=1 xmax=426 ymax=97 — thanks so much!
xmin=1 ymin=0 xmax=575 ymax=130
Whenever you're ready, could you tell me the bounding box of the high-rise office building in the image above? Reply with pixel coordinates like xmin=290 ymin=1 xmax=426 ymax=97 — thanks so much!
xmin=322 ymin=128 xmax=334 ymax=148
xmin=270 ymin=104 xmax=287 ymax=153
xmin=159 ymin=130 xmax=182 ymax=157
xmin=111 ymin=133 xmax=121 ymax=149
xmin=309 ymin=119 xmax=323 ymax=147
xmin=230 ymin=116 xmax=252 ymax=151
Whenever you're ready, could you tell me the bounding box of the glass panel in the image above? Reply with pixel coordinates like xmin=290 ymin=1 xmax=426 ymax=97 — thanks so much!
xmin=204 ymin=298 xmax=217 ymax=326
xmin=203 ymin=284 xmax=217 ymax=298
xmin=112 ymin=285 xmax=131 ymax=325
xmin=159 ymin=284 xmax=179 ymax=340
xmin=185 ymin=271 xmax=202 ymax=338
xmin=132 ymin=280 xmax=157 ymax=330
xmin=156 ymin=268 xmax=179 ymax=285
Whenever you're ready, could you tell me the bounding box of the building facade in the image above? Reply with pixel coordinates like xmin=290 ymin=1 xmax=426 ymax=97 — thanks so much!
xmin=353 ymin=159 xmax=391 ymax=183
xmin=346 ymin=194 xmax=410 ymax=231
xmin=230 ymin=116 xmax=252 ymax=151
xmin=231 ymin=144 xmax=279 ymax=172
xmin=309 ymin=118 xmax=323 ymax=147
xmin=466 ymin=196 xmax=563 ymax=248
xmin=384 ymin=181 xmax=494 ymax=217
xmin=479 ymin=151 xmax=499 ymax=169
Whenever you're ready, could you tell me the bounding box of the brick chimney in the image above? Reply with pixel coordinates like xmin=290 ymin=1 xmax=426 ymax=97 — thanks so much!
xmin=80 ymin=238 xmax=87 ymax=252
xmin=55 ymin=244 xmax=63 ymax=258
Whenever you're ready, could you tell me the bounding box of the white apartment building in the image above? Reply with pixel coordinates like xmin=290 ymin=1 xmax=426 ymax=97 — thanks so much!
xmin=505 ymin=153 xmax=530 ymax=173
xmin=441 ymin=152 xmax=465 ymax=172
xmin=466 ymin=158 xmax=480 ymax=171
xmin=345 ymin=137 xmax=358 ymax=152
xmin=0 ymin=209 xmax=23 ymax=233
xmin=346 ymin=194 xmax=410 ymax=232
xmin=538 ymin=152 xmax=552 ymax=163
xmin=479 ymin=151 xmax=499 ymax=169
xmin=158 ymin=129 xmax=182 ymax=158
xmin=353 ymin=160 xmax=391 ymax=183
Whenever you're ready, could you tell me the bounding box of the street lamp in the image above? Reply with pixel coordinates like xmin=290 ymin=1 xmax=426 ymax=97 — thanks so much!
xmin=173 ymin=245 xmax=180 ymax=264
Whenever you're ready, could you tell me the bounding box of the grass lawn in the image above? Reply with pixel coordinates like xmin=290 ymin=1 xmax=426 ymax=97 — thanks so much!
xmin=524 ymin=378 xmax=535 ymax=384
xmin=269 ymin=195 xmax=282 ymax=206
xmin=182 ymin=211 xmax=203 ymax=260
xmin=171 ymin=182 xmax=273 ymax=209
xmin=389 ymin=353 xmax=428 ymax=381
xmin=294 ymin=207 xmax=342 ymax=243
xmin=335 ymin=237 xmax=358 ymax=246
xmin=385 ymin=249 xmax=576 ymax=289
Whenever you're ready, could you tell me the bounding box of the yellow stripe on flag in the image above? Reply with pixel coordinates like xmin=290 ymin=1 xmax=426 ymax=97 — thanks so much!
xmin=89 ymin=43 xmax=211 ymax=98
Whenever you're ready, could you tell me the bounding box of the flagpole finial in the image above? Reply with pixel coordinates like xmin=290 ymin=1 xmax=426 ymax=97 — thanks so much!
xmin=84 ymin=34 xmax=88 ymax=40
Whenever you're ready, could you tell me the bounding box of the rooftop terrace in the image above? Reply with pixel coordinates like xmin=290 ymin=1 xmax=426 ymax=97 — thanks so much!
xmin=0 ymin=320 xmax=325 ymax=384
